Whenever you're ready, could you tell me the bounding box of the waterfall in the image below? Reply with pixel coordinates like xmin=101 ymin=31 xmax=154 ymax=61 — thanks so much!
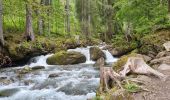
xmin=29 ymin=54 xmax=53 ymax=67
xmin=29 ymin=46 xmax=117 ymax=66
xmin=102 ymin=50 xmax=118 ymax=63
xmin=68 ymin=46 xmax=95 ymax=64
xmin=68 ymin=46 xmax=117 ymax=64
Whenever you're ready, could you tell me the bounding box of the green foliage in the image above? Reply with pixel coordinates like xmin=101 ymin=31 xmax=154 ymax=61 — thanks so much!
xmin=112 ymin=34 xmax=138 ymax=54
xmin=124 ymin=82 xmax=140 ymax=93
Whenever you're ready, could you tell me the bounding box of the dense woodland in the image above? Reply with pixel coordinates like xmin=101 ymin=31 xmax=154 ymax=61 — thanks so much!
xmin=0 ymin=0 xmax=170 ymax=78
xmin=0 ymin=0 xmax=169 ymax=43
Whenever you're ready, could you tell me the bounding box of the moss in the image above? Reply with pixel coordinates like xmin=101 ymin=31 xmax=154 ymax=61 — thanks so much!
xmin=111 ymin=35 xmax=139 ymax=56
xmin=139 ymin=30 xmax=170 ymax=55
xmin=124 ymin=82 xmax=141 ymax=93
xmin=47 ymin=51 xmax=67 ymax=65
xmin=47 ymin=50 xmax=86 ymax=65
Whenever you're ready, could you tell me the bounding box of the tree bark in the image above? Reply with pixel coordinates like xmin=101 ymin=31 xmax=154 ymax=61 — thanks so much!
xmin=37 ymin=0 xmax=45 ymax=35
xmin=45 ymin=0 xmax=52 ymax=36
xmin=0 ymin=0 xmax=4 ymax=46
xmin=25 ymin=3 xmax=35 ymax=41
xmin=66 ymin=0 xmax=70 ymax=35
xmin=98 ymin=57 xmax=123 ymax=92
xmin=168 ymin=0 xmax=170 ymax=13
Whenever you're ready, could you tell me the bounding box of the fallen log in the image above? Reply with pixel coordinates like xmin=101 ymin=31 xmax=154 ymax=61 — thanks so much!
xmin=119 ymin=57 xmax=167 ymax=81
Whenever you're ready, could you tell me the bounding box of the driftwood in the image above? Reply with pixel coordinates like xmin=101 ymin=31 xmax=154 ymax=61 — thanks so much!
xmin=99 ymin=57 xmax=123 ymax=92
xmin=119 ymin=57 xmax=167 ymax=81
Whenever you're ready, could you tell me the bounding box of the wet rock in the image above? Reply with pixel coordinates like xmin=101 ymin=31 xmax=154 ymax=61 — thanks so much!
xmin=18 ymin=66 xmax=32 ymax=74
xmin=47 ymin=51 xmax=86 ymax=65
xmin=0 ymin=79 xmax=12 ymax=85
xmin=90 ymin=47 xmax=105 ymax=61
xmin=32 ymin=66 xmax=45 ymax=70
xmin=163 ymin=41 xmax=170 ymax=51
xmin=58 ymin=82 xmax=97 ymax=95
xmin=48 ymin=73 xmax=60 ymax=78
xmin=31 ymin=79 xmax=57 ymax=90
xmin=0 ymin=76 xmax=7 ymax=80
xmin=94 ymin=57 xmax=105 ymax=69
xmin=0 ymin=88 xmax=20 ymax=97
xmin=24 ymin=80 xmax=34 ymax=86
xmin=110 ymin=48 xmax=123 ymax=57
xmin=0 ymin=53 xmax=12 ymax=67
xmin=158 ymin=64 xmax=170 ymax=71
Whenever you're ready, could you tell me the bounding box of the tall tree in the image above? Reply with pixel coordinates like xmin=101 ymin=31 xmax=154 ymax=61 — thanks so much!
xmin=25 ymin=1 xmax=35 ymax=41
xmin=66 ymin=0 xmax=70 ymax=35
xmin=37 ymin=0 xmax=45 ymax=35
xmin=0 ymin=0 xmax=4 ymax=46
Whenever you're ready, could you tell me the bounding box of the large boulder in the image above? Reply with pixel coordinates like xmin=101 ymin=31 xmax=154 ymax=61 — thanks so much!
xmin=0 ymin=88 xmax=20 ymax=97
xmin=47 ymin=51 xmax=86 ymax=65
xmin=90 ymin=47 xmax=105 ymax=61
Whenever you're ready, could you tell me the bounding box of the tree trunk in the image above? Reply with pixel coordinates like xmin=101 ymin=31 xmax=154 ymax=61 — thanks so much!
xmin=123 ymin=22 xmax=132 ymax=42
xmin=168 ymin=0 xmax=170 ymax=13
xmin=98 ymin=57 xmax=123 ymax=92
xmin=0 ymin=0 xmax=4 ymax=46
xmin=37 ymin=0 xmax=45 ymax=35
xmin=45 ymin=0 xmax=52 ymax=36
xmin=66 ymin=0 xmax=70 ymax=35
xmin=25 ymin=3 xmax=34 ymax=41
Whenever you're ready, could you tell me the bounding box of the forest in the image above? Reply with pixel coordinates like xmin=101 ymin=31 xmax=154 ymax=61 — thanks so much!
xmin=0 ymin=0 xmax=170 ymax=100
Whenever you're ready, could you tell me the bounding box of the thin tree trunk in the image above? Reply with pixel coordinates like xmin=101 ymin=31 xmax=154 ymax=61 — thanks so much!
xmin=25 ymin=3 xmax=35 ymax=41
xmin=66 ymin=0 xmax=70 ymax=35
xmin=168 ymin=0 xmax=170 ymax=13
xmin=37 ymin=0 xmax=45 ymax=35
xmin=0 ymin=0 xmax=4 ymax=46
xmin=45 ymin=0 xmax=51 ymax=36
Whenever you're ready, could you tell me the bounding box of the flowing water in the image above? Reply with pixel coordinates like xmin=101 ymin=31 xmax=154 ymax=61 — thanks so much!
xmin=0 ymin=47 xmax=118 ymax=100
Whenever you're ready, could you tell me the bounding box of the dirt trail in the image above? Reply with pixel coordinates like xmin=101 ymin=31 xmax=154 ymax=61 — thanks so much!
xmin=133 ymin=70 xmax=170 ymax=100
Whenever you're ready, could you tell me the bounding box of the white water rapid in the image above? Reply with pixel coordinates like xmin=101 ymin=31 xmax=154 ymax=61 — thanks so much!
xmin=0 ymin=46 xmax=117 ymax=100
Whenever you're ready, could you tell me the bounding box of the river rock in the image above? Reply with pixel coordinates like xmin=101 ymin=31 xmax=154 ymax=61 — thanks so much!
xmin=163 ymin=41 xmax=170 ymax=51
xmin=0 ymin=88 xmax=20 ymax=97
xmin=47 ymin=51 xmax=86 ymax=65
xmin=48 ymin=73 xmax=60 ymax=78
xmin=90 ymin=47 xmax=105 ymax=61
xmin=110 ymin=49 xmax=122 ymax=57
xmin=158 ymin=64 xmax=170 ymax=71
xmin=32 ymin=66 xmax=45 ymax=70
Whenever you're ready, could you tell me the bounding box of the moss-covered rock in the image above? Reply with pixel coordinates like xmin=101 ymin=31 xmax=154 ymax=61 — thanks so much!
xmin=90 ymin=47 xmax=105 ymax=61
xmin=111 ymin=35 xmax=139 ymax=57
xmin=47 ymin=51 xmax=86 ymax=65
xmin=139 ymin=29 xmax=170 ymax=56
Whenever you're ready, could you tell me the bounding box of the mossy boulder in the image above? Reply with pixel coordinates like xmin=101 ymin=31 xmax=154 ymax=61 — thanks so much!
xmin=47 ymin=51 xmax=86 ymax=65
xmin=111 ymin=35 xmax=139 ymax=57
xmin=90 ymin=47 xmax=105 ymax=61
xmin=139 ymin=29 xmax=170 ymax=56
